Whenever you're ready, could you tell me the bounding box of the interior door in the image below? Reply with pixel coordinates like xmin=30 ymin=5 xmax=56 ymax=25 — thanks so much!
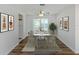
xmin=18 ymin=14 xmax=23 ymax=40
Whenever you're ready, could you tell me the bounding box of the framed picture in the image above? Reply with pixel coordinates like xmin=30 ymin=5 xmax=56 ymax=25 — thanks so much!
xmin=0 ymin=13 xmax=8 ymax=32
xmin=63 ymin=16 xmax=69 ymax=31
xmin=9 ymin=15 xmax=14 ymax=31
xmin=59 ymin=17 xmax=63 ymax=29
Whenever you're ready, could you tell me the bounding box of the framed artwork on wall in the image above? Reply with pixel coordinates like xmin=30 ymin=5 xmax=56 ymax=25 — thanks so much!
xmin=59 ymin=17 xmax=63 ymax=29
xmin=0 ymin=13 xmax=8 ymax=32
xmin=9 ymin=15 xmax=14 ymax=31
xmin=63 ymin=16 xmax=69 ymax=31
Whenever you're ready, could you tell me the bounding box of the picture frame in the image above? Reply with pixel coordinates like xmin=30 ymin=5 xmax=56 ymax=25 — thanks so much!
xmin=0 ymin=13 xmax=8 ymax=32
xmin=63 ymin=16 xmax=69 ymax=31
xmin=59 ymin=17 xmax=63 ymax=29
xmin=9 ymin=15 xmax=14 ymax=31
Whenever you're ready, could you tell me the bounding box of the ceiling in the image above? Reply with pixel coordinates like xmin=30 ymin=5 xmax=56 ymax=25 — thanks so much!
xmin=0 ymin=4 xmax=72 ymax=16
xmin=18 ymin=4 xmax=72 ymax=16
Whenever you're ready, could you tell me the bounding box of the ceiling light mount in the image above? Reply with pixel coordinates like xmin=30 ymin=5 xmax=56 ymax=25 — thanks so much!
xmin=40 ymin=4 xmax=45 ymax=6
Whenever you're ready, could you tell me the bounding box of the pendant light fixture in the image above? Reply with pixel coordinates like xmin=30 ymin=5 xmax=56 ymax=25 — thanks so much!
xmin=38 ymin=10 xmax=44 ymax=16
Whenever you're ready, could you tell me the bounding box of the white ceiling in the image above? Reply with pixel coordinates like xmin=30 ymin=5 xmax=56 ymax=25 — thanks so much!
xmin=0 ymin=4 xmax=72 ymax=16
xmin=17 ymin=4 xmax=72 ymax=16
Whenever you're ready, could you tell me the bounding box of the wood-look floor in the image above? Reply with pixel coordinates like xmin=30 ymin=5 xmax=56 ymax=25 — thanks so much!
xmin=9 ymin=37 xmax=75 ymax=55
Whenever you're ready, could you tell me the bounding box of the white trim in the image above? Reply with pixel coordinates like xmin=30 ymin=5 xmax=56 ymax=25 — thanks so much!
xmin=8 ymin=34 xmax=28 ymax=55
xmin=74 ymin=50 xmax=79 ymax=54
xmin=19 ymin=35 xmax=28 ymax=43
xmin=22 ymin=34 xmax=28 ymax=39
xmin=7 ymin=42 xmax=19 ymax=55
xmin=57 ymin=35 xmax=76 ymax=53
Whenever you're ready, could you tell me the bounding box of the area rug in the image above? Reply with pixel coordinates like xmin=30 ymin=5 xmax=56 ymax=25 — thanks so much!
xmin=22 ymin=39 xmax=35 ymax=51
xmin=35 ymin=44 xmax=61 ymax=51
xmin=22 ymin=37 xmax=61 ymax=52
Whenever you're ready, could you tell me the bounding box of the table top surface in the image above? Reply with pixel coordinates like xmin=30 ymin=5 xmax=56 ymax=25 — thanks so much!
xmin=33 ymin=34 xmax=51 ymax=36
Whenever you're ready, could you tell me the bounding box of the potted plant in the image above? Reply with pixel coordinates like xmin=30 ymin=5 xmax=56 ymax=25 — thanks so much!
xmin=49 ymin=23 xmax=57 ymax=34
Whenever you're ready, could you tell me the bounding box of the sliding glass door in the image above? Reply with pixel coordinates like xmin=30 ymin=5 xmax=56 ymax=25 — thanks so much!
xmin=33 ymin=18 xmax=48 ymax=34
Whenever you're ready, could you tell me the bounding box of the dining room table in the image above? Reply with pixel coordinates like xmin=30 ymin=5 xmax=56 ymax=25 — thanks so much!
xmin=33 ymin=33 xmax=51 ymax=48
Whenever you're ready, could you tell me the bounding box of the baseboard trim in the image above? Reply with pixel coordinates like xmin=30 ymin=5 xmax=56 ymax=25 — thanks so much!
xmin=74 ymin=51 xmax=79 ymax=54
xmin=19 ymin=36 xmax=28 ymax=44
xmin=8 ymin=36 xmax=28 ymax=55
xmin=8 ymin=41 xmax=19 ymax=55
xmin=56 ymin=35 xmax=76 ymax=54
xmin=23 ymin=34 xmax=28 ymax=39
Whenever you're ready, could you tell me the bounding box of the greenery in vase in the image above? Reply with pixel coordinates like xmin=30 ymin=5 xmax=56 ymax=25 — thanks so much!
xmin=49 ymin=23 xmax=57 ymax=33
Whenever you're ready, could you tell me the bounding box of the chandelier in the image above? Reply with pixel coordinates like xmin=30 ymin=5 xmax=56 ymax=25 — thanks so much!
xmin=38 ymin=10 xmax=45 ymax=16
xmin=38 ymin=4 xmax=49 ymax=16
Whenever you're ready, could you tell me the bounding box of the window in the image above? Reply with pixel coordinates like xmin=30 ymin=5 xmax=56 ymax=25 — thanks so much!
xmin=33 ymin=18 xmax=48 ymax=34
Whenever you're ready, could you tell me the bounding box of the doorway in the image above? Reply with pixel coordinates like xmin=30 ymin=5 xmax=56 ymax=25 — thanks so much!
xmin=33 ymin=18 xmax=48 ymax=34
xmin=18 ymin=14 xmax=23 ymax=41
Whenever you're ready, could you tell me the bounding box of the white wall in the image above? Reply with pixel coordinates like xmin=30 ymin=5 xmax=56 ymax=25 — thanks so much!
xmin=57 ymin=5 xmax=75 ymax=52
xmin=0 ymin=4 xmax=77 ymax=54
xmin=75 ymin=4 xmax=79 ymax=53
xmin=23 ymin=15 xmax=57 ymax=37
xmin=0 ymin=5 xmax=26 ymax=55
xmin=0 ymin=5 xmax=57 ymax=54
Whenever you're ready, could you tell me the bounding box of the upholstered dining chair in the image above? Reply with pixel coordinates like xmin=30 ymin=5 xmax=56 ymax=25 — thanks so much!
xmin=28 ymin=31 xmax=35 ymax=45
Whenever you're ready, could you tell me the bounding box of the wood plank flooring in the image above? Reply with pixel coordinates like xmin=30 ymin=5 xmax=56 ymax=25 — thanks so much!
xmin=9 ymin=37 xmax=75 ymax=55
